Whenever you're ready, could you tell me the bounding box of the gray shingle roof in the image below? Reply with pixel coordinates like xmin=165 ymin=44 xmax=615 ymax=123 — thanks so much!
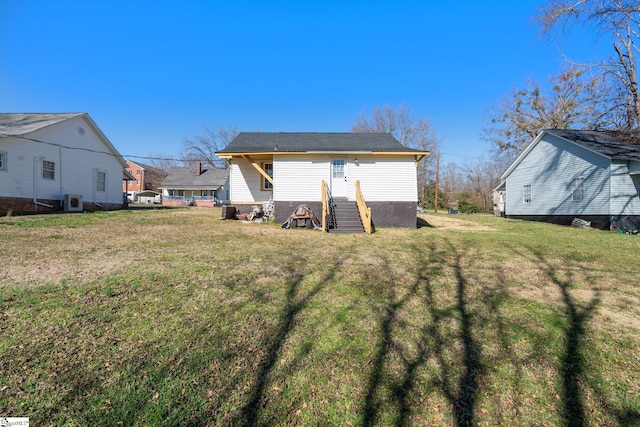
xmin=0 ymin=113 xmax=84 ymax=136
xmin=546 ymin=129 xmax=640 ymax=160
xmin=160 ymin=166 xmax=229 ymax=189
xmin=219 ymin=132 xmax=424 ymax=153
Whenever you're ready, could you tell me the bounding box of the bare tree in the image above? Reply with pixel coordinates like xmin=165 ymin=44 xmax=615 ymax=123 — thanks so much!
xmin=461 ymin=158 xmax=504 ymax=212
xmin=485 ymin=67 xmax=610 ymax=160
xmin=352 ymin=104 xmax=439 ymax=197
xmin=440 ymin=162 xmax=466 ymax=195
xmin=147 ymin=152 xmax=182 ymax=173
xmin=538 ymin=0 xmax=640 ymax=129
xmin=183 ymin=125 xmax=239 ymax=168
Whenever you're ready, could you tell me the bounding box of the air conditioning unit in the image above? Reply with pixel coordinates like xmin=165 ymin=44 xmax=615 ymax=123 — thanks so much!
xmin=64 ymin=194 xmax=83 ymax=212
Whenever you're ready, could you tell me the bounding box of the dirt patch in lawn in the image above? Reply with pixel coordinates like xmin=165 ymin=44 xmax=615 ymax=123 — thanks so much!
xmin=418 ymin=213 xmax=496 ymax=231
xmin=496 ymin=260 xmax=640 ymax=334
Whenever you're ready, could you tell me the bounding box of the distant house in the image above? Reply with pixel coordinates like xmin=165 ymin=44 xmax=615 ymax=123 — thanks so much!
xmin=0 ymin=113 xmax=130 ymax=215
xmin=499 ymin=129 xmax=640 ymax=229
xmin=216 ymin=132 xmax=428 ymax=230
xmin=159 ymin=162 xmax=229 ymax=207
xmin=123 ymin=160 xmax=168 ymax=203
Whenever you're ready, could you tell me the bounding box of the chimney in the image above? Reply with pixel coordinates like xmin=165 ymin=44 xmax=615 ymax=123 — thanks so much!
xmin=196 ymin=162 xmax=202 ymax=176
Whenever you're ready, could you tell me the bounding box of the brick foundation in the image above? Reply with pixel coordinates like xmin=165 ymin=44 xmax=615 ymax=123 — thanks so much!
xmin=0 ymin=196 xmax=123 ymax=216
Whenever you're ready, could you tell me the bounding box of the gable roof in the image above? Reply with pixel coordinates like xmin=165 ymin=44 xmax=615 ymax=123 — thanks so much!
xmin=501 ymin=129 xmax=640 ymax=180
xmin=0 ymin=112 xmax=128 ymax=169
xmin=0 ymin=113 xmax=84 ymax=136
xmin=546 ymin=129 xmax=640 ymax=160
xmin=218 ymin=132 xmax=426 ymax=154
xmin=159 ymin=166 xmax=229 ymax=190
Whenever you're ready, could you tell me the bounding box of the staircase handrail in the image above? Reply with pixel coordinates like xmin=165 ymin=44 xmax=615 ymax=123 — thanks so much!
xmin=321 ymin=180 xmax=330 ymax=232
xmin=355 ymin=180 xmax=372 ymax=234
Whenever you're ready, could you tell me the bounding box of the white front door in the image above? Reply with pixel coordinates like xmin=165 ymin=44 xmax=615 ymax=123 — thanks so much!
xmin=331 ymin=157 xmax=347 ymax=198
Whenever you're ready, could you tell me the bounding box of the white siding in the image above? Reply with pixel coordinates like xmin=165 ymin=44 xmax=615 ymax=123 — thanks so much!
xmin=273 ymin=155 xmax=329 ymax=201
xmin=229 ymin=158 xmax=273 ymax=202
xmin=272 ymin=154 xmax=418 ymax=202
xmin=505 ymin=134 xmax=610 ymax=216
xmin=348 ymin=156 xmax=418 ymax=202
xmin=0 ymin=116 xmax=125 ymax=205
xmin=610 ymin=160 xmax=640 ymax=215
xmin=228 ymin=154 xmax=419 ymax=203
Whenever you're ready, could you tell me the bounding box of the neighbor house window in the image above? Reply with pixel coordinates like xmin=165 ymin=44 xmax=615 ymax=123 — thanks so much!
xmin=261 ymin=162 xmax=273 ymax=190
xmin=572 ymin=177 xmax=584 ymax=201
xmin=96 ymin=171 xmax=106 ymax=191
xmin=42 ymin=160 xmax=55 ymax=180
xmin=0 ymin=152 xmax=6 ymax=171
xmin=201 ymin=190 xmax=207 ymax=197
xmin=523 ymin=184 xmax=532 ymax=203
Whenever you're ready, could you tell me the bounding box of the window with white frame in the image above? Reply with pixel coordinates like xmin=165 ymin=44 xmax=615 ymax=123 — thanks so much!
xmin=0 ymin=152 xmax=6 ymax=171
xmin=201 ymin=190 xmax=207 ymax=197
xmin=523 ymin=184 xmax=532 ymax=203
xmin=96 ymin=171 xmax=106 ymax=191
xmin=42 ymin=160 xmax=55 ymax=180
xmin=572 ymin=177 xmax=584 ymax=201
xmin=261 ymin=162 xmax=273 ymax=190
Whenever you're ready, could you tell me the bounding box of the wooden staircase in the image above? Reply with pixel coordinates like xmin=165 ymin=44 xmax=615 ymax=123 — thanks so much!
xmin=328 ymin=198 xmax=365 ymax=234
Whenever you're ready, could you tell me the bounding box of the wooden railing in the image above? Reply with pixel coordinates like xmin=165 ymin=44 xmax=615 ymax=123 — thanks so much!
xmin=355 ymin=180 xmax=372 ymax=234
xmin=321 ymin=180 xmax=330 ymax=232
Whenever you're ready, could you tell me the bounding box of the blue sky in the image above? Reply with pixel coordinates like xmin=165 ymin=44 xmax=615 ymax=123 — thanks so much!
xmin=0 ymin=1 xmax=609 ymax=165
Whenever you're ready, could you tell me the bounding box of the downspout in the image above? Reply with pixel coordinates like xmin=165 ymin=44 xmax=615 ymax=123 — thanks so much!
xmin=33 ymin=155 xmax=53 ymax=211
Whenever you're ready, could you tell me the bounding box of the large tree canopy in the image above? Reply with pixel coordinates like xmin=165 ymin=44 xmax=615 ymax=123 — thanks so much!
xmin=538 ymin=0 xmax=640 ymax=130
xmin=485 ymin=67 xmax=611 ymax=160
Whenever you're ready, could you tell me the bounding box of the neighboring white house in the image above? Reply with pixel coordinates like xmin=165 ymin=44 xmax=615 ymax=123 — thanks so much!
xmin=158 ymin=162 xmax=229 ymax=207
xmin=216 ymin=132 xmax=428 ymax=229
xmin=499 ymin=129 xmax=640 ymax=229
xmin=0 ymin=113 xmax=131 ymax=214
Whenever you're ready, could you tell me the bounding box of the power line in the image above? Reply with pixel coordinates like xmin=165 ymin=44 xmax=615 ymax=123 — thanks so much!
xmin=5 ymin=134 xmax=481 ymax=162
xmin=4 ymin=135 xmax=206 ymax=163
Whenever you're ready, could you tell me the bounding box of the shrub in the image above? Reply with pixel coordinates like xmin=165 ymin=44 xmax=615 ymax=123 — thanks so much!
xmin=458 ymin=200 xmax=479 ymax=214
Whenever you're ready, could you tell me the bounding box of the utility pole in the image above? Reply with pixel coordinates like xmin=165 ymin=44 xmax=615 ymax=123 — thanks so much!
xmin=434 ymin=152 xmax=440 ymax=213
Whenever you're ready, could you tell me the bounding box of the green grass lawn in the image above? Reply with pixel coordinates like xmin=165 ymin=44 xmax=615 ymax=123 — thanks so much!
xmin=1 ymin=208 xmax=639 ymax=426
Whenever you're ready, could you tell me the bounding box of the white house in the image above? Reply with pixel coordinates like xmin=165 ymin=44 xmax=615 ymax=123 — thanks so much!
xmin=159 ymin=162 xmax=230 ymax=207
xmin=0 ymin=113 xmax=131 ymax=214
xmin=500 ymin=129 xmax=640 ymax=229
xmin=216 ymin=132 xmax=428 ymax=230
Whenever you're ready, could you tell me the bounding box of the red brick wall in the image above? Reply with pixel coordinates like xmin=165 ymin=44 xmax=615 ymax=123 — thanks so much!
xmin=161 ymin=199 xmax=216 ymax=207
xmin=124 ymin=160 xmax=145 ymax=192
xmin=0 ymin=196 xmax=123 ymax=215
xmin=0 ymin=197 xmax=61 ymax=215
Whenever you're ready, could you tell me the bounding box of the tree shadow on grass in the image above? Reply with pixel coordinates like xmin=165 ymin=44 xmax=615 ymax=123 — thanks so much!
xmin=235 ymin=257 xmax=344 ymax=426
xmin=529 ymin=248 xmax=600 ymax=427
xmin=360 ymin=251 xmax=429 ymax=426
xmin=425 ymin=239 xmax=484 ymax=427
xmin=509 ymin=244 xmax=604 ymax=427
xmin=361 ymin=239 xmax=485 ymax=427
